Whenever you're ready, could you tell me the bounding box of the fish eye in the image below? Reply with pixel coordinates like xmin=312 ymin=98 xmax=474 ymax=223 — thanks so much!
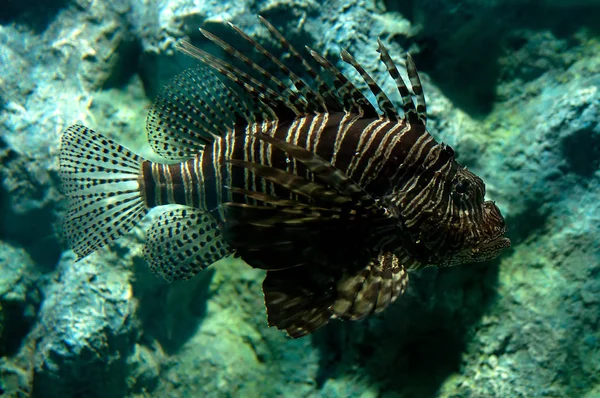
xmin=455 ymin=180 xmax=469 ymax=195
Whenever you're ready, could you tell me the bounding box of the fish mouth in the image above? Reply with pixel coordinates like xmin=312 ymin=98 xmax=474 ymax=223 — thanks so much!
xmin=477 ymin=200 xmax=511 ymax=255
xmin=445 ymin=217 xmax=510 ymax=266
xmin=463 ymin=225 xmax=511 ymax=263
xmin=485 ymin=220 xmax=510 ymax=245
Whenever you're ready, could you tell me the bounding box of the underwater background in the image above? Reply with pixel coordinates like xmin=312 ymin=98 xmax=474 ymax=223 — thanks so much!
xmin=0 ymin=0 xmax=599 ymax=397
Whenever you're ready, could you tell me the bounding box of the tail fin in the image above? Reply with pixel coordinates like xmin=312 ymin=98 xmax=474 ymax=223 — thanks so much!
xmin=59 ymin=124 xmax=148 ymax=260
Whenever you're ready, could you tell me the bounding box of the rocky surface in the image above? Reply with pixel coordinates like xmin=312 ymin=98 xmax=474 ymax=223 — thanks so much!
xmin=0 ymin=0 xmax=598 ymax=397
xmin=32 ymin=252 xmax=137 ymax=397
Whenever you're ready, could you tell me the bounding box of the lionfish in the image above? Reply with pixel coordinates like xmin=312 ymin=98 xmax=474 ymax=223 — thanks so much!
xmin=59 ymin=17 xmax=510 ymax=338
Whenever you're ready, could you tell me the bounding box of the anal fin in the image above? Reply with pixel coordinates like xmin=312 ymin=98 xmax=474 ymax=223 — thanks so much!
xmin=144 ymin=208 xmax=231 ymax=282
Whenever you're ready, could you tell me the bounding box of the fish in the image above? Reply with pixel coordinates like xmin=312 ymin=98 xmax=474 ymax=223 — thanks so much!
xmin=59 ymin=16 xmax=510 ymax=338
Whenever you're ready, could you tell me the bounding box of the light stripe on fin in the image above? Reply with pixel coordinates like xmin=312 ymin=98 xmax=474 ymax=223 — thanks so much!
xmin=144 ymin=208 xmax=231 ymax=282
xmin=59 ymin=125 xmax=148 ymax=260
xmin=330 ymin=252 xmax=408 ymax=320
xmin=200 ymin=28 xmax=307 ymax=115
xmin=262 ymin=265 xmax=336 ymax=338
xmin=177 ymin=40 xmax=290 ymax=121
xmin=227 ymin=21 xmax=323 ymax=113
xmin=376 ymin=39 xmax=418 ymax=122
xmin=340 ymin=48 xmax=398 ymax=121
xmin=406 ymin=54 xmax=427 ymax=126
xmin=307 ymin=47 xmax=377 ymax=117
xmin=257 ymin=16 xmax=342 ymax=113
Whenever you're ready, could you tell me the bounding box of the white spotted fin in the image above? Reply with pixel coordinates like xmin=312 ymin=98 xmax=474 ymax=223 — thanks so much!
xmin=59 ymin=125 xmax=229 ymax=282
xmin=144 ymin=208 xmax=231 ymax=282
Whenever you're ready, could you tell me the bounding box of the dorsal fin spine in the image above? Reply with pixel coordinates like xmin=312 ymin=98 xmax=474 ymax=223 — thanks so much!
xmin=177 ymin=40 xmax=286 ymax=119
xmin=406 ymin=54 xmax=427 ymax=126
xmin=307 ymin=47 xmax=376 ymax=117
xmin=226 ymin=21 xmax=324 ymax=113
xmin=376 ymin=39 xmax=420 ymax=123
xmin=257 ymin=16 xmax=342 ymax=112
xmin=200 ymin=28 xmax=305 ymax=116
xmin=340 ymin=48 xmax=398 ymax=121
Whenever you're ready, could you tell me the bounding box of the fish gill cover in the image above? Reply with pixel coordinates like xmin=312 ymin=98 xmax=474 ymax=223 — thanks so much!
xmin=0 ymin=0 xmax=599 ymax=397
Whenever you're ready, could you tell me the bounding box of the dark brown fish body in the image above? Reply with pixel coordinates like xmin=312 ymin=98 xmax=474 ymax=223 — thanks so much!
xmin=59 ymin=17 xmax=509 ymax=338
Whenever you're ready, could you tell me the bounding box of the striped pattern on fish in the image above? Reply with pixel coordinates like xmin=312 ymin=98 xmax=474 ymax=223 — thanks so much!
xmin=59 ymin=16 xmax=510 ymax=338
xmin=140 ymin=112 xmax=422 ymax=213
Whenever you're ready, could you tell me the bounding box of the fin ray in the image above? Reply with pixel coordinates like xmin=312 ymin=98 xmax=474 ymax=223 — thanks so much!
xmin=307 ymin=47 xmax=377 ymax=117
xmin=257 ymin=16 xmax=342 ymax=112
xmin=200 ymin=27 xmax=307 ymax=115
xmin=59 ymin=125 xmax=148 ymax=259
xmin=376 ymin=39 xmax=419 ymax=123
xmin=340 ymin=48 xmax=398 ymax=120
xmin=406 ymin=54 xmax=427 ymax=125
xmin=177 ymin=40 xmax=291 ymax=121
xmin=147 ymin=66 xmax=240 ymax=160
xmin=263 ymin=266 xmax=335 ymax=338
xmin=330 ymin=252 xmax=409 ymax=320
xmin=144 ymin=208 xmax=231 ymax=282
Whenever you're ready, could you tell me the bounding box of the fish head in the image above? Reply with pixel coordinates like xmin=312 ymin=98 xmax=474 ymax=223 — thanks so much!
xmin=437 ymin=165 xmax=510 ymax=266
xmin=394 ymin=162 xmax=510 ymax=267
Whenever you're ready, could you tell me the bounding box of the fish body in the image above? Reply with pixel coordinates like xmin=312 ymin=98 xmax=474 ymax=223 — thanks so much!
xmin=59 ymin=17 xmax=510 ymax=338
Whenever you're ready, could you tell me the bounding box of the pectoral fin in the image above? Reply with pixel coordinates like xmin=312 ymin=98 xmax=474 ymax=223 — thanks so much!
xmin=262 ymin=265 xmax=336 ymax=338
xmin=330 ymin=252 xmax=409 ymax=321
xmin=261 ymin=252 xmax=410 ymax=338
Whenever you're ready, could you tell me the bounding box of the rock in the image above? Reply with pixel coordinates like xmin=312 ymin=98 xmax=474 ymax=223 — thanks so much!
xmin=0 ymin=241 xmax=40 ymax=396
xmin=31 ymin=252 xmax=137 ymax=397
xmin=0 ymin=241 xmax=39 ymax=357
xmin=0 ymin=0 xmax=149 ymax=265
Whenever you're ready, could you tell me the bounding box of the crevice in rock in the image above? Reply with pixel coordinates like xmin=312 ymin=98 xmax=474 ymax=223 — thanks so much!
xmin=562 ymin=127 xmax=600 ymax=178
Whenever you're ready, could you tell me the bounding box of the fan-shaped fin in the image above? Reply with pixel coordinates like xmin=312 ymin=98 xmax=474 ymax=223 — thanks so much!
xmin=144 ymin=208 xmax=231 ymax=282
xmin=263 ymin=265 xmax=336 ymax=338
xmin=147 ymin=65 xmax=249 ymax=160
xmin=330 ymin=252 xmax=409 ymax=320
xmin=59 ymin=125 xmax=148 ymax=260
xmin=174 ymin=17 xmax=427 ymax=130
xmin=261 ymin=252 xmax=409 ymax=338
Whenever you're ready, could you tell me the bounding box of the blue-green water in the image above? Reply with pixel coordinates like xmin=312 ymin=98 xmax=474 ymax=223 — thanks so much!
xmin=1 ymin=1 xmax=599 ymax=397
